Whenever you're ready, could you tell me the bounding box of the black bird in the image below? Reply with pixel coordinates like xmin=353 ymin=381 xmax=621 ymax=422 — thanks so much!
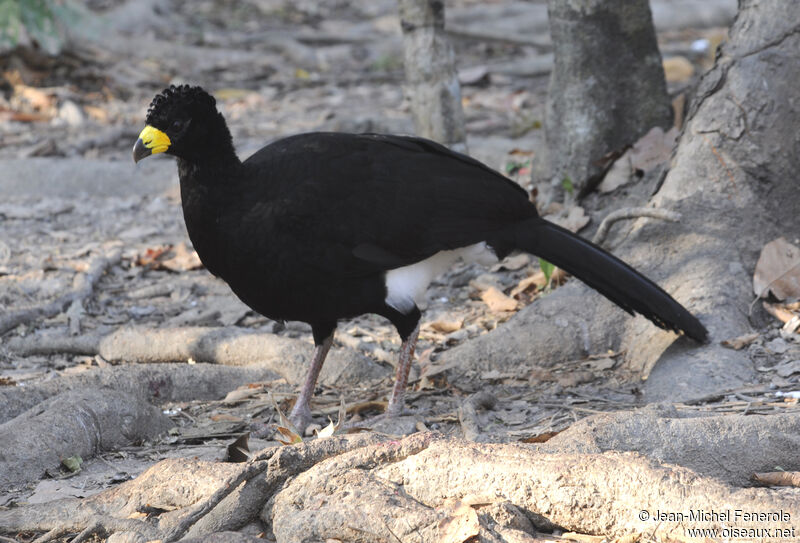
xmin=133 ymin=85 xmax=707 ymax=431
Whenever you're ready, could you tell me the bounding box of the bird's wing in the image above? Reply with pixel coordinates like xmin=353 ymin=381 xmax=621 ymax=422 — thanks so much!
xmin=241 ymin=132 xmax=537 ymax=277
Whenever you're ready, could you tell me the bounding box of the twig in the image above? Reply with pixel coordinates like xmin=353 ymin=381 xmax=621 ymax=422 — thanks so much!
xmin=0 ymin=244 xmax=122 ymax=335
xmin=592 ymin=208 xmax=681 ymax=246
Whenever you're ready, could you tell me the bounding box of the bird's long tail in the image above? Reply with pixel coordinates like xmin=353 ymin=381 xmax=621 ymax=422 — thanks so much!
xmin=514 ymin=217 xmax=707 ymax=342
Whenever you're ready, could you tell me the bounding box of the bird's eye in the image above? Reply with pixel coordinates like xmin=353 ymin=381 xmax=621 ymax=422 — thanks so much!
xmin=171 ymin=120 xmax=186 ymax=132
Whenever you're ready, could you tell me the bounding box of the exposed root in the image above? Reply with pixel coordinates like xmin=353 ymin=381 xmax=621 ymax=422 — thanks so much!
xmin=0 ymin=243 xmax=122 ymax=335
xmin=592 ymin=207 xmax=681 ymax=246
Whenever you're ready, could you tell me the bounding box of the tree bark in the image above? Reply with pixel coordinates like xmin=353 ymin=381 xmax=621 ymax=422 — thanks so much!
xmin=398 ymin=0 xmax=468 ymax=152
xmin=442 ymin=0 xmax=800 ymax=402
xmin=544 ymin=0 xmax=672 ymax=195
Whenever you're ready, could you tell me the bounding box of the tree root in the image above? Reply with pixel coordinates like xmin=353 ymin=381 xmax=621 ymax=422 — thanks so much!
xmin=5 ymin=325 xmax=387 ymax=387
xmin=269 ymin=432 xmax=799 ymax=542
xmin=2 ymin=427 xmax=797 ymax=541
xmin=0 ymin=243 xmax=122 ymax=335
xmin=0 ymin=433 xmax=391 ymax=541
xmin=0 ymin=362 xmax=280 ymax=424
xmin=0 ymin=389 xmax=171 ymax=491
xmin=591 ymin=207 xmax=681 ymax=246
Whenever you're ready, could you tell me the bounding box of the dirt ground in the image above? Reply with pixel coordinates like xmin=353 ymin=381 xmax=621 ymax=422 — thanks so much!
xmin=2 ymin=0 xmax=800 ymax=540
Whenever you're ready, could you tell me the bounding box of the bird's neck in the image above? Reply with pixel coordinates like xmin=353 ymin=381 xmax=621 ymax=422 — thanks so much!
xmin=177 ymin=114 xmax=241 ymax=176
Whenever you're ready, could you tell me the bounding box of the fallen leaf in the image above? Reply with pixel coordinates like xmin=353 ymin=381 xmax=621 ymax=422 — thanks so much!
xmin=315 ymin=398 xmax=347 ymax=438
xmin=628 ymin=126 xmax=679 ymax=173
xmin=520 ymin=430 xmax=561 ymax=443
xmin=545 ymin=206 xmax=590 ymax=233
xmin=225 ymin=433 xmax=250 ymax=463
xmin=270 ymin=392 xmax=303 ymax=445
xmin=161 ymin=242 xmax=203 ymax=272
xmin=753 ymin=238 xmax=800 ymax=300
xmin=720 ymin=332 xmax=760 ymax=350
xmin=598 ymin=150 xmax=633 ymax=193
xmin=511 ymin=271 xmax=547 ymax=297
xmin=210 ymin=413 xmax=244 ymax=422
xmin=135 ymin=245 xmax=171 ymax=268
xmin=663 ymin=56 xmax=694 ymax=83
xmin=598 ymin=127 xmax=679 ymax=193
xmin=223 ymin=385 xmax=263 ymax=404
xmin=61 ymin=455 xmax=82 ymax=473
xmin=480 ymin=287 xmax=519 ymax=312
xmin=427 ymin=316 xmax=464 ymax=333
xmin=763 ymin=302 xmax=797 ymax=324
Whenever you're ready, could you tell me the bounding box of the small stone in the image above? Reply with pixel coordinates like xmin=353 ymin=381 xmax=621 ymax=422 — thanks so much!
xmin=765 ymin=338 xmax=789 ymax=354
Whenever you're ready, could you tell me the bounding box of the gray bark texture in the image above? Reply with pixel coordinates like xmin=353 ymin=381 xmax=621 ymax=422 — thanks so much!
xmin=440 ymin=0 xmax=800 ymax=402
xmin=544 ymin=0 xmax=672 ymax=193
xmin=398 ymin=0 xmax=467 ymax=151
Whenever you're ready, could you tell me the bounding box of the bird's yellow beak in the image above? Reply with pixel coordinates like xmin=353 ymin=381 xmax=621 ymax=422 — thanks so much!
xmin=133 ymin=125 xmax=171 ymax=163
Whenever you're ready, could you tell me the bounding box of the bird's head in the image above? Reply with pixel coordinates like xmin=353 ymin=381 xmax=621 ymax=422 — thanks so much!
xmin=133 ymin=85 xmax=235 ymax=165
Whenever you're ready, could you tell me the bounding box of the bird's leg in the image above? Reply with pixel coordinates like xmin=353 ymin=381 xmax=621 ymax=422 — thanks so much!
xmin=386 ymin=322 xmax=420 ymax=417
xmin=288 ymin=333 xmax=333 ymax=432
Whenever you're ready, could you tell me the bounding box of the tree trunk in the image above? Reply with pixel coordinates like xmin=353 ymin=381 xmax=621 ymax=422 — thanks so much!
xmin=442 ymin=0 xmax=800 ymax=402
xmin=544 ymin=0 xmax=672 ymax=196
xmin=398 ymin=0 xmax=468 ymax=152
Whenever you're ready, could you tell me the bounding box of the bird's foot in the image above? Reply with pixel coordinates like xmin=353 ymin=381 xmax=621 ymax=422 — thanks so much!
xmin=287 ymin=405 xmax=312 ymax=437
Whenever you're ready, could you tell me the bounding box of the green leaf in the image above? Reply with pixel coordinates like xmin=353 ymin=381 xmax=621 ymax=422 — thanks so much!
xmin=561 ymin=176 xmax=574 ymax=195
xmin=539 ymin=258 xmax=555 ymax=285
xmin=61 ymin=455 xmax=82 ymax=472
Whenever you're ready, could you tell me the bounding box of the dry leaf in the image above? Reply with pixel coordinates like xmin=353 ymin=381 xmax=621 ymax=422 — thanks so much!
xmin=598 ymin=127 xmax=679 ymax=193
xmin=598 ymin=151 xmax=632 ymax=193
xmin=511 ymin=271 xmax=547 ymax=297
xmin=135 ymin=245 xmax=171 ymax=268
xmin=481 ymin=287 xmax=519 ymax=312
xmin=520 ymin=430 xmax=561 ymax=443
xmin=428 ymin=316 xmax=464 ymax=333
xmin=223 ymin=385 xmax=263 ymax=404
xmin=210 ymin=413 xmax=244 ymax=422
xmin=161 ymin=242 xmax=203 ymax=272
xmin=663 ymin=56 xmax=694 ymax=83
xmin=720 ymin=332 xmax=760 ymax=350
xmin=752 ymin=471 xmax=800 ymax=487
xmin=629 ymin=126 xmax=679 ymax=173
xmin=763 ymin=302 xmax=797 ymax=324
xmin=753 ymin=238 xmax=800 ymax=300
xmin=225 ymin=433 xmax=250 ymax=463
xmin=315 ymin=398 xmax=347 ymax=438
xmin=545 ymin=206 xmax=590 ymax=233
xmin=270 ymin=392 xmax=303 ymax=444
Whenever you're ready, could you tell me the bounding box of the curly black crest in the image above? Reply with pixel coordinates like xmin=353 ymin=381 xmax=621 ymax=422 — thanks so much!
xmin=145 ymin=85 xmax=216 ymax=124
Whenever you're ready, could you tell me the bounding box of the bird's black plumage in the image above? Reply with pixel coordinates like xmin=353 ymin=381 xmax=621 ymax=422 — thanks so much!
xmin=135 ymin=85 xmax=707 ymax=429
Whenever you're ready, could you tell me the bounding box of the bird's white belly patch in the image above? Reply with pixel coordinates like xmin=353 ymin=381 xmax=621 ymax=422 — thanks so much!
xmin=384 ymin=242 xmax=498 ymax=314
